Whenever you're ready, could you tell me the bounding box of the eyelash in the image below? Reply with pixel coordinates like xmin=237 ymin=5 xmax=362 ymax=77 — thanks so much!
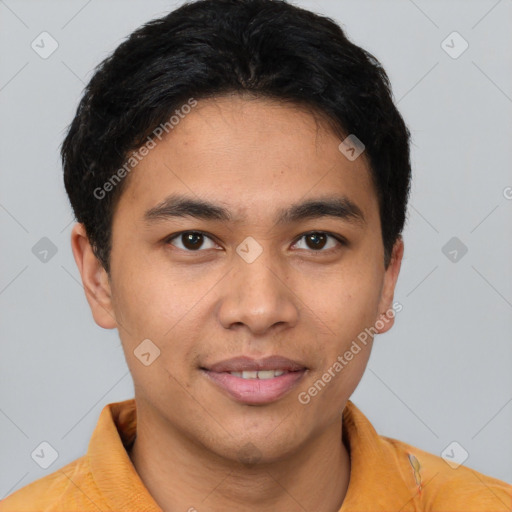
xmin=164 ymin=230 xmax=347 ymax=254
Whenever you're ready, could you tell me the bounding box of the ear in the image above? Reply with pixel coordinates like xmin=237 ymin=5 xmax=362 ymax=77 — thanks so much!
xmin=70 ymin=223 xmax=117 ymax=329
xmin=375 ymin=237 xmax=404 ymax=335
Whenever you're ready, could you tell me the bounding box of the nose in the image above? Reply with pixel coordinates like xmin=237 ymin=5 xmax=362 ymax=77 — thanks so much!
xmin=217 ymin=246 xmax=300 ymax=336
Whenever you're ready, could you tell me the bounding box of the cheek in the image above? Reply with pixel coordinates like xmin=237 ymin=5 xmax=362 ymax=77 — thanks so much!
xmin=111 ymin=258 xmax=193 ymax=334
xmin=300 ymin=267 xmax=381 ymax=398
xmin=307 ymin=268 xmax=381 ymax=338
xmin=111 ymin=264 xmax=208 ymax=373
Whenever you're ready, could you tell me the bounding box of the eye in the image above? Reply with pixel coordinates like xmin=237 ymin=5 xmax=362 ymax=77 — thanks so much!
xmin=292 ymin=231 xmax=345 ymax=252
xmin=165 ymin=230 xmax=346 ymax=253
xmin=165 ymin=231 xmax=219 ymax=251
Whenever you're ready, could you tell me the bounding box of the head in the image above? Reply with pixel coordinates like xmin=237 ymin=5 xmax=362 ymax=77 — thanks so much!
xmin=65 ymin=0 xmax=410 ymax=464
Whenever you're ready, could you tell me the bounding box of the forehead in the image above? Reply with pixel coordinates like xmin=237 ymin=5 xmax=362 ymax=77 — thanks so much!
xmin=114 ymin=95 xmax=379 ymax=228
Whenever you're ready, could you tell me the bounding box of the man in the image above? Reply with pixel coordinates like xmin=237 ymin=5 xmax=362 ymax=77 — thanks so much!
xmin=2 ymin=0 xmax=511 ymax=510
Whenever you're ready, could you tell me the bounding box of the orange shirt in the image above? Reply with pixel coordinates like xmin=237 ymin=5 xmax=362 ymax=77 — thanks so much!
xmin=1 ymin=398 xmax=511 ymax=511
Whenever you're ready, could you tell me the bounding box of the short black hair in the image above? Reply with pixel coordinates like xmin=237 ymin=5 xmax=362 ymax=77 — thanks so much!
xmin=62 ymin=0 xmax=412 ymax=275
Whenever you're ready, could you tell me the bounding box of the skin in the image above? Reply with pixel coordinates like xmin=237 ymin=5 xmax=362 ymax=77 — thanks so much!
xmin=71 ymin=94 xmax=404 ymax=512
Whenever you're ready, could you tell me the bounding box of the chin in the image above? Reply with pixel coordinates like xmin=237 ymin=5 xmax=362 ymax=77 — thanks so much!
xmin=208 ymin=428 xmax=303 ymax=466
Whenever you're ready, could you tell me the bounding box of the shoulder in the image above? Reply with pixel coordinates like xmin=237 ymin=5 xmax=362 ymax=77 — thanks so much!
xmin=0 ymin=456 xmax=107 ymax=512
xmin=380 ymin=435 xmax=512 ymax=511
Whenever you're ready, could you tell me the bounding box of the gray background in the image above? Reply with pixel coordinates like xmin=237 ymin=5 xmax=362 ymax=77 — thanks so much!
xmin=1 ymin=0 xmax=511 ymax=498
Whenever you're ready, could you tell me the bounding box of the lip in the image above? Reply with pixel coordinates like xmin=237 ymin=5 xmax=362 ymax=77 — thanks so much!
xmin=201 ymin=355 xmax=308 ymax=405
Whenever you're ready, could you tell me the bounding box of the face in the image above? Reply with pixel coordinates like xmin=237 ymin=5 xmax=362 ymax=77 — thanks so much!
xmin=72 ymin=94 xmax=403 ymax=464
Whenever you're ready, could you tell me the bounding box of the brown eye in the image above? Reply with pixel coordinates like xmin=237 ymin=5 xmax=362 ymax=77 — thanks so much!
xmin=167 ymin=231 xmax=217 ymax=251
xmin=305 ymin=233 xmax=327 ymax=250
xmin=293 ymin=232 xmax=344 ymax=252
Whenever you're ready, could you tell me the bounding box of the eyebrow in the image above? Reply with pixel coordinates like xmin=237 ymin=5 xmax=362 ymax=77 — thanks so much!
xmin=143 ymin=193 xmax=366 ymax=227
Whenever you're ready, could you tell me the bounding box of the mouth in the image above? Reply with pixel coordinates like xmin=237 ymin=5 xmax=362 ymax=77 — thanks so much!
xmin=200 ymin=355 xmax=308 ymax=405
xmin=227 ymin=369 xmax=289 ymax=379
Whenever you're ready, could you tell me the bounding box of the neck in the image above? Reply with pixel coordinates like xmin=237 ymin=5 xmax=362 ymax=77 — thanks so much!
xmin=128 ymin=405 xmax=351 ymax=512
